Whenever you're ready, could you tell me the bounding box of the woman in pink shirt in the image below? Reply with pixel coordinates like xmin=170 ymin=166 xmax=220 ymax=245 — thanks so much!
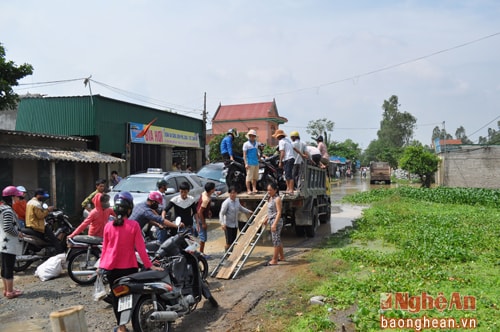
xmin=68 ymin=193 xmax=113 ymax=239
xmin=99 ymin=192 xmax=162 ymax=332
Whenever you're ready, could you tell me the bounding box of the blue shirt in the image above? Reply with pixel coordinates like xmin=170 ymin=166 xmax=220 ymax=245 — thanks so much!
xmin=129 ymin=201 xmax=163 ymax=229
xmin=243 ymin=140 xmax=259 ymax=166
xmin=220 ymin=135 xmax=234 ymax=157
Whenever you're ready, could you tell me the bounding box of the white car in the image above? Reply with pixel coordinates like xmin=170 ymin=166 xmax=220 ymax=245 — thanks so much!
xmin=109 ymin=168 xmax=205 ymax=208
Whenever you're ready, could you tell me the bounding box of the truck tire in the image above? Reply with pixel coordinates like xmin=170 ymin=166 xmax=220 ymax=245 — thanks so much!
xmin=305 ymin=206 xmax=318 ymax=238
xmin=319 ymin=203 xmax=331 ymax=223
xmin=295 ymin=225 xmax=305 ymax=237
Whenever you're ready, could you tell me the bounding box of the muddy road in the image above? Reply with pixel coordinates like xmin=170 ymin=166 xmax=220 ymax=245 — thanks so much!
xmin=0 ymin=176 xmax=374 ymax=332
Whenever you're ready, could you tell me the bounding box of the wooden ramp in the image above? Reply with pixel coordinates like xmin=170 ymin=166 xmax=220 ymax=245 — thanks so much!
xmin=211 ymin=195 xmax=268 ymax=279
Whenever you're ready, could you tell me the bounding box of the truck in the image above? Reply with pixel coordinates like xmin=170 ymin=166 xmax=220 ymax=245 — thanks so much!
xmin=218 ymin=162 xmax=331 ymax=237
xmin=369 ymin=161 xmax=391 ymax=184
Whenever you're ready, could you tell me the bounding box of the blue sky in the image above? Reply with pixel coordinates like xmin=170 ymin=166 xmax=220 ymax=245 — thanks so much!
xmin=2 ymin=0 xmax=499 ymax=149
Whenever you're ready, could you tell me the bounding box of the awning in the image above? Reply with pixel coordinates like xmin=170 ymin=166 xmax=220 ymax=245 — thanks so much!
xmin=0 ymin=145 xmax=125 ymax=163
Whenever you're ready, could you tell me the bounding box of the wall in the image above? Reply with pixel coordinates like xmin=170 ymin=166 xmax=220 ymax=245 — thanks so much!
xmin=438 ymin=145 xmax=500 ymax=188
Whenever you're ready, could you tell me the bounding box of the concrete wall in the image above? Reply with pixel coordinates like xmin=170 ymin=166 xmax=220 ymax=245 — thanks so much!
xmin=438 ymin=145 xmax=500 ymax=188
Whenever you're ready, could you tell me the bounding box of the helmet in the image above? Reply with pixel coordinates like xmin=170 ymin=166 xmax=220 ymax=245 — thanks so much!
xmin=157 ymin=179 xmax=167 ymax=189
xmin=113 ymin=198 xmax=133 ymax=217
xmin=148 ymin=191 xmax=163 ymax=205
xmin=290 ymin=131 xmax=300 ymax=138
xmin=16 ymin=186 xmax=27 ymax=193
xmin=114 ymin=192 xmax=134 ymax=210
xmin=2 ymin=186 xmax=23 ymax=197
xmin=315 ymin=135 xmax=324 ymax=142
xmin=258 ymin=143 xmax=265 ymax=148
xmin=227 ymin=128 xmax=237 ymax=136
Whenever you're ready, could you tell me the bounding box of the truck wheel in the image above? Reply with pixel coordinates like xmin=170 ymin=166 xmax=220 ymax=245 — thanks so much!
xmin=295 ymin=226 xmax=305 ymax=237
xmin=305 ymin=207 xmax=318 ymax=238
xmin=319 ymin=203 xmax=331 ymax=223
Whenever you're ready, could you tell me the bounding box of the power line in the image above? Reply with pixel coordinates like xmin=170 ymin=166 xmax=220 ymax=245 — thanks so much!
xmin=225 ymin=31 xmax=500 ymax=100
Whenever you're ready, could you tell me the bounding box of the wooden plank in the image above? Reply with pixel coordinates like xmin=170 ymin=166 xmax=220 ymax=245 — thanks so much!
xmin=216 ymin=202 xmax=268 ymax=279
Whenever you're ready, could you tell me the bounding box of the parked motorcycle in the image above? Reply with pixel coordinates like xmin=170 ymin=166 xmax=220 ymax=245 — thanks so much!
xmin=66 ymin=235 xmax=103 ymax=285
xmin=112 ymin=229 xmax=218 ymax=332
xmin=224 ymin=159 xmax=246 ymax=193
xmin=15 ymin=209 xmax=74 ymax=272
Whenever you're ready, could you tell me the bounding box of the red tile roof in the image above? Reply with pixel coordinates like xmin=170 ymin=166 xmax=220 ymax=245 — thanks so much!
xmin=213 ymin=101 xmax=287 ymax=122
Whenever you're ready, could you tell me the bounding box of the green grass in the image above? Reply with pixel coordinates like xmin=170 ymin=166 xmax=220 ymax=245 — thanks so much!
xmin=268 ymin=187 xmax=500 ymax=331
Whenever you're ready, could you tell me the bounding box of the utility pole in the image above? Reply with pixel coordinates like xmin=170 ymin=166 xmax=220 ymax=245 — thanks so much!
xmin=202 ymin=92 xmax=207 ymax=165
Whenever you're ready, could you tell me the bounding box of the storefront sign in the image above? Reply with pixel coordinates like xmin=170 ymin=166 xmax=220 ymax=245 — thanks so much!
xmin=129 ymin=122 xmax=200 ymax=148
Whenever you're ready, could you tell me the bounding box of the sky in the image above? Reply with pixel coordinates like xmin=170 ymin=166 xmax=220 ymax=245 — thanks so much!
xmin=2 ymin=0 xmax=500 ymax=150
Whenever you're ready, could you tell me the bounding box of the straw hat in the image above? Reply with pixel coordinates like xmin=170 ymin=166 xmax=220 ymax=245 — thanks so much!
xmin=272 ymin=129 xmax=286 ymax=138
xmin=246 ymin=129 xmax=257 ymax=139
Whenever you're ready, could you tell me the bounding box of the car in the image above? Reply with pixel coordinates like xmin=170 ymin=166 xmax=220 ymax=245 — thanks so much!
xmin=109 ymin=168 xmax=205 ymax=208
xmin=196 ymin=162 xmax=228 ymax=215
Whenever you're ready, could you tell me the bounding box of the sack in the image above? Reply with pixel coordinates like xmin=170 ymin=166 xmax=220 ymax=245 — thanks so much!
xmin=34 ymin=253 xmax=66 ymax=281
xmin=93 ymin=271 xmax=107 ymax=301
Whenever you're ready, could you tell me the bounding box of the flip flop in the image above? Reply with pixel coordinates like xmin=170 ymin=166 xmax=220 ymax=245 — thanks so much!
xmin=264 ymin=261 xmax=278 ymax=266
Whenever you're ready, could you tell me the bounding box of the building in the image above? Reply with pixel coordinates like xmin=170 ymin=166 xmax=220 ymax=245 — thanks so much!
xmin=436 ymin=144 xmax=500 ymax=188
xmin=0 ymin=129 xmax=124 ymax=216
xmin=16 ymin=95 xmax=205 ymax=175
xmin=210 ymin=100 xmax=287 ymax=146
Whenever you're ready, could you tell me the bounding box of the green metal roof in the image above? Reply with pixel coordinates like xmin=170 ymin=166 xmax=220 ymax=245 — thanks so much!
xmin=16 ymin=95 xmax=204 ymax=154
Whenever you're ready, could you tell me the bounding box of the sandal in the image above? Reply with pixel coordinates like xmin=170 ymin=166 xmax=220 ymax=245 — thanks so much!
xmin=5 ymin=289 xmax=23 ymax=299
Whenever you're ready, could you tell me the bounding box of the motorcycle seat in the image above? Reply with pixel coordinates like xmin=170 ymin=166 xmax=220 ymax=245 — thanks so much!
xmin=20 ymin=227 xmax=41 ymax=236
xmin=72 ymin=235 xmax=103 ymax=245
xmin=126 ymin=269 xmax=169 ymax=281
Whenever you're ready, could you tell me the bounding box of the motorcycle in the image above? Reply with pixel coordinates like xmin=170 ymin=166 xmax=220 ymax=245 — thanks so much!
xmin=224 ymin=158 xmax=246 ymax=193
xmin=111 ymin=228 xmax=218 ymax=332
xmin=15 ymin=208 xmax=74 ymax=272
xmin=66 ymin=235 xmax=103 ymax=285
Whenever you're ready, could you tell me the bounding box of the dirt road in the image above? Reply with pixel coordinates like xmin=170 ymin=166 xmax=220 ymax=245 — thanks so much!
xmin=0 ymin=178 xmax=367 ymax=332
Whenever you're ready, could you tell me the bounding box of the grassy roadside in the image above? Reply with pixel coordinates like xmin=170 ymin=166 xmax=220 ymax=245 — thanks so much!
xmin=263 ymin=187 xmax=500 ymax=331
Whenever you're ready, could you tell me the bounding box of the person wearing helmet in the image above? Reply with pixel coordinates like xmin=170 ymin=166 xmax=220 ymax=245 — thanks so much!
xmin=1 ymin=186 xmax=24 ymax=299
xmin=220 ymin=128 xmax=237 ymax=162
xmin=12 ymin=185 xmax=27 ymax=228
xmin=68 ymin=193 xmax=114 ymax=239
xmin=99 ymin=191 xmax=163 ymax=332
xmin=25 ymin=188 xmax=64 ymax=254
xmin=163 ymin=181 xmax=198 ymax=238
xmin=258 ymin=142 xmax=267 ymax=160
xmin=129 ymin=191 xmax=181 ymax=243
xmin=290 ymin=131 xmax=308 ymax=190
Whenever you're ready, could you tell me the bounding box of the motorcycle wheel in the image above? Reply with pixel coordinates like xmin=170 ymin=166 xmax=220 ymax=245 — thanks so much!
xmin=132 ymin=296 xmax=172 ymax=332
xmin=197 ymin=254 xmax=209 ymax=280
xmin=67 ymin=248 xmax=100 ymax=285
xmin=13 ymin=245 xmax=35 ymax=272
xmin=201 ymin=280 xmax=219 ymax=307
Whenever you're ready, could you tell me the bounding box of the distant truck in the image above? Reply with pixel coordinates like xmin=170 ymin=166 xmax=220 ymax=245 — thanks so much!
xmin=370 ymin=162 xmax=391 ymax=184
xmin=217 ymin=163 xmax=331 ymax=237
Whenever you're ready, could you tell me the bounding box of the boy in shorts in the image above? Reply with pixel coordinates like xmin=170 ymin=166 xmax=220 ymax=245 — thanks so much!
xmin=197 ymin=182 xmax=216 ymax=257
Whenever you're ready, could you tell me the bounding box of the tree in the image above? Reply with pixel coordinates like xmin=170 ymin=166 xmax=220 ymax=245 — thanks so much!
xmin=399 ymin=144 xmax=439 ymax=188
xmin=306 ymin=118 xmax=334 ymax=145
xmin=208 ymin=132 xmax=247 ymax=162
xmin=0 ymin=43 xmax=33 ymax=110
xmin=455 ymin=126 xmax=473 ymax=144
xmin=378 ymin=95 xmax=417 ymax=148
xmin=331 ymin=139 xmax=361 ymax=161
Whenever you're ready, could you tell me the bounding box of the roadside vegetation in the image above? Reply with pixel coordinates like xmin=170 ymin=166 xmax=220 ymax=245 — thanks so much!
xmin=264 ymin=187 xmax=499 ymax=331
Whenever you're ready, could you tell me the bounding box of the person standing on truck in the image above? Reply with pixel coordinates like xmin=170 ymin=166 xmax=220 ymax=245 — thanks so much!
xmin=315 ymin=135 xmax=330 ymax=166
xmin=272 ymin=129 xmax=295 ymax=194
xmin=220 ymin=128 xmax=237 ymax=162
xmin=243 ymin=129 xmax=259 ymax=194
xmin=290 ymin=131 xmax=308 ymax=190
xmin=263 ymin=182 xmax=285 ymax=266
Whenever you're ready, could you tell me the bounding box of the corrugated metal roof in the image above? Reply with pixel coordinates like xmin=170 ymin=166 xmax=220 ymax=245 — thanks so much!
xmin=0 ymin=145 xmax=125 ymax=163
xmin=0 ymin=129 xmax=88 ymax=142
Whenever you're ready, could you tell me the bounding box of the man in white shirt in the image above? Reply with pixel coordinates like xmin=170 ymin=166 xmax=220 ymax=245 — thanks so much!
xmin=290 ymin=131 xmax=308 ymax=190
xmin=272 ymin=129 xmax=295 ymax=193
